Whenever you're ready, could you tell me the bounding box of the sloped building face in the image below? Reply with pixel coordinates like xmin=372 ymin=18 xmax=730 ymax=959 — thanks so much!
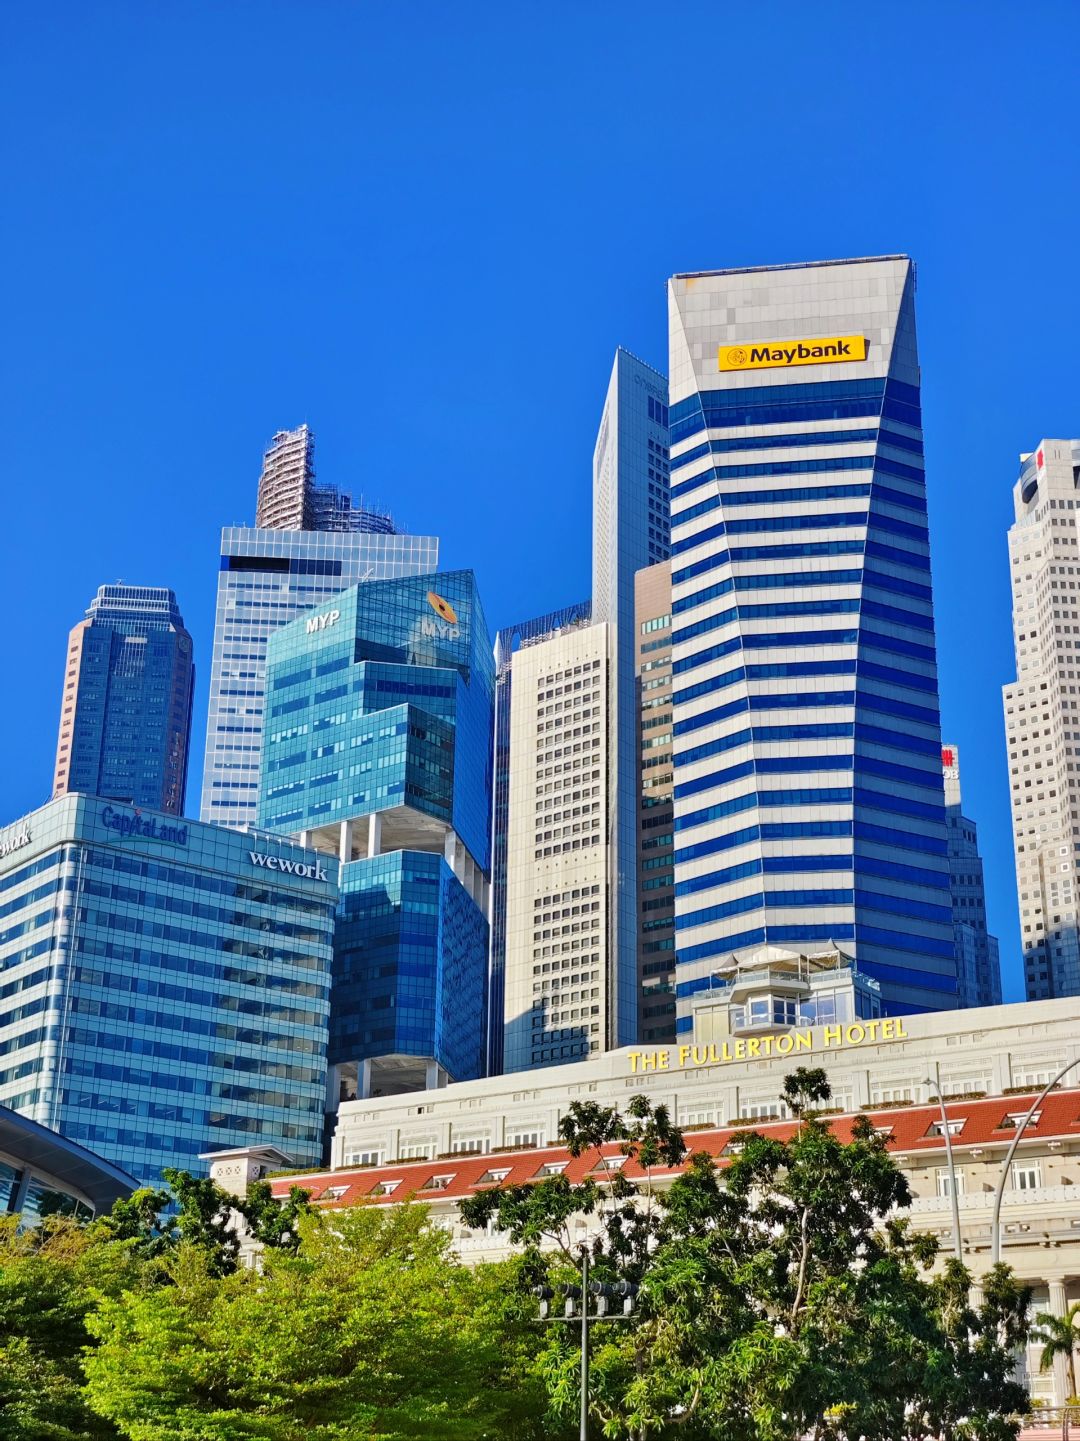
xmin=666 ymin=256 xmax=956 ymax=1026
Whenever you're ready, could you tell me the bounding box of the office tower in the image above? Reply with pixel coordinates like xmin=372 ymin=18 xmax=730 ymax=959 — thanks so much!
xmin=201 ymin=428 xmax=438 ymax=829
xmin=1004 ymin=439 xmax=1080 ymax=999
xmin=257 ymin=572 xmax=494 ymax=1103
xmin=489 ymin=602 xmax=591 ymax=1074
xmin=941 ymin=744 xmax=1002 ymax=1009
xmin=592 ymin=348 xmax=670 ymax=1048
xmin=502 ymin=620 xmax=611 ymax=1072
xmin=667 ymin=255 xmax=955 ymax=1027
xmin=53 ymin=584 xmax=194 ymax=816
xmin=635 ymin=561 xmax=676 ymax=1042
xmin=0 ymin=794 xmax=337 ymax=1182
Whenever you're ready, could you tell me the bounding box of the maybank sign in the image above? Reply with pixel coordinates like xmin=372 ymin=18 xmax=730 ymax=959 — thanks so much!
xmin=628 ymin=1017 xmax=909 ymax=1074
xmin=718 ymin=335 xmax=867 ymax=373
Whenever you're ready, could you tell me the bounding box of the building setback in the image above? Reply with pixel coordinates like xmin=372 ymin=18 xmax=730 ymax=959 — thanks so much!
xmin=666 ymin=255 xmax=956 ymax=1023
xmin=53 ymin=584 xmax=194 ymax=816
xmin=1003 ymin=438 xmax=1080 ymax=999
xmin=502 ymin=619 xmax=610 ymax=1072
xmin=257 ymin=571 xmax=494 ymax=1106
xmin=635 ymin=560 xmax=676 ymax=1043
xmin=0 ymin=794 xmax=337 ymax=1182
xmin=942 ymin=743 xmax=1002 ymax=1009
xmin=592 ymin=349 xmax=670 ymax=1051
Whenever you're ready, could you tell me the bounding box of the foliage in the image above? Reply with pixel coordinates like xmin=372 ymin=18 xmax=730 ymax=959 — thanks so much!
xmin=83 ymin=1205 xmax=555 ymax=1441
xmin=1033 ymin=1300 xmax=1080 ymax=1402
xmin=461 ymin=1068 xmax=1033 ymax=1440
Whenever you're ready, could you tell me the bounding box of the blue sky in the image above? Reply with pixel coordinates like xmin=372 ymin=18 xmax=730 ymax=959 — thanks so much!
xmin=2 ymin=2 xmax=1078 ymax=1001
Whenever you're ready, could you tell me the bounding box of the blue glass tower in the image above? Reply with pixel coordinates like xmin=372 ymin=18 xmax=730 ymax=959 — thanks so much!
xmin=667 ymin=257 xmax=956 ymax=1024
xmin=258 ymin=570 xmax=494 ymax=1102
xmin=53 ymin=585 xmax=194 ymax=816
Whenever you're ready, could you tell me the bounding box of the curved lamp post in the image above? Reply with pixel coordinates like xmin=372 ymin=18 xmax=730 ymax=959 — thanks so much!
xmin=991 ymin=1055 xmax=1080 ymax=1266
xmin=925 ymin=1068 xmax=964 ymax=1262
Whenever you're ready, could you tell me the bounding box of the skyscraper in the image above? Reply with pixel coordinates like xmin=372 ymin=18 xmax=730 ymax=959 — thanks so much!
xmin=53 ymin=584 xmax=194 ymax=816
xmin=257 ymin=571 xmax=494 ymax=1104
xmin=501 ymin=619 xmax=611 ymax=1072
xmin=667 ymin=256 xmax=956 ymax=1026
xmin=489 ymin=602 xmax=591 ymax=1074
xmin=1004 ymin=438 xmax=1080 ymax=999
xmin=635 ymin=561 xmax=676 ymax=1043
xmin=200 ymin=425 xmax=437 ymax=829
xmin=592 ymin=348 xmax=670 ymax=1048
xmin=942 ymin=743 xmax=1002 ymax=1009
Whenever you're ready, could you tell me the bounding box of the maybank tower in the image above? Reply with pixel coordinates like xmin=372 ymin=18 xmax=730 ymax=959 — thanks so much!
xmin=667 ymin=256 xmax=956 ymax=1028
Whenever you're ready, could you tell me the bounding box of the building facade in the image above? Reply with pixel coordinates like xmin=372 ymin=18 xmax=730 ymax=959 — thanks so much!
xmin=1004 ymin=438 xmax=1080 ymax=1000
xmin=254 ymin=424 xmax=398 ymax=534
xmin=489 ymin=603 xmax=592 ymax=1074
xmin=592 ymin=349 xmax=670 ymax=1052
xmin=666 ymin=255 xmax=955 ymax=1025
xmin=53 ymin=584 xmax=194 ymax=816
xmin=502 ymin=620 xmax=611 ymax=1072
xmin=257 ymin=572 xmax=494 ymax=1104
xmin=200 ymin=526 xmax=438 ymax=829
xmin=635 ymin=561 xmax=676 ymax=1043
xmin=942 ymin=743 xmax=1002 ymax=1009
xmin=0 ymin=794 xmax=337 ymax=1182
xmin=0 ymin=1104 xmax=137 ymax=1220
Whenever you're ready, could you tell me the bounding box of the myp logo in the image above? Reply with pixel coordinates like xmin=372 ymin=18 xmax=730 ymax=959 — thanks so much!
xmin=305 ymin=609 xmax=340 ymax=635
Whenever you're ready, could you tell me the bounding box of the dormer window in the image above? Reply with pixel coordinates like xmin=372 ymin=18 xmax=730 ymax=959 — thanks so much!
xmin=930 ymin=1119 xmax=966 ymax=1137
xmin=421 ymin=1174 xmax=455 ymax=1191
xmin=536 ymin=1161 xmax=568 ymax=1178
xmin=476 ymin=1168 xmax=512 ymax=1186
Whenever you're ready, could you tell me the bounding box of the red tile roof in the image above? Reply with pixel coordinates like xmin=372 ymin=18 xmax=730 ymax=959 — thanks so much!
xmin=269 ymin=1089 xmax=1080 ymax=1209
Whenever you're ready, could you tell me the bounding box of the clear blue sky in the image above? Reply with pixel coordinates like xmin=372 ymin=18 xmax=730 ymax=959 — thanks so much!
xmin=2 ymin=2 xmax=1078 ymax=1001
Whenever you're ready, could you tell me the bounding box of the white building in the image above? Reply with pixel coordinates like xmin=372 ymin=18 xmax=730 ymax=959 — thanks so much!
xmin=1004 ymin=439 xmax=1080 ymax=1000
xmin=503 ymin=621 xmax=612 ymax=1071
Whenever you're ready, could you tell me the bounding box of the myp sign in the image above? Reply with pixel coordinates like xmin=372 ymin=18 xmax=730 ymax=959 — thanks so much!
xmin=101 ymin=805 xmax=189 ymax=847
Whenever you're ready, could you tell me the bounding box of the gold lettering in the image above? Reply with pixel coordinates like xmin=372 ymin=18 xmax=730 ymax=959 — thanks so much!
xmin=880 ymin=1018 xmax=894 ymax=1040
xmin=795 ymin=1031 xmax=813 ymax=1052
xmin=823 ymin=1025 xmax=842 ymax=1048
xmin=776 ymin=1033 xmax=794 ymax=1055
xmin=864 ymin=1019 xmax=882 ymax=1042
xmin=746 ymin=1037 xmax=761 ymax=1058
xmin=847 ymin=1023 xmax=866 ymax=1045
xmin=895 ymin=1019 xmax=908 ymax=1038
xmin=760 ymin=1035 xmax=775 ymax=1056
xmin=692 ymin=1046 xmax=708 ymax=1067
xmin=658 ymin=1050 xmax=669 ymax=1070
xmin=678 ymin=1045 xmax=692 ymax=1068
xmin=734 ymin=1039 xmax=746 ymax=1060
xmin=628 ymin=1053 xmax=641 ymax=1073
xmin=709 ymin=1044 xmax=721 ymax=1063
xmin=641 ymin=1052 xmax=657 ymax=1071
xmin=722 ymin=1042 xmax=734 ymax=1063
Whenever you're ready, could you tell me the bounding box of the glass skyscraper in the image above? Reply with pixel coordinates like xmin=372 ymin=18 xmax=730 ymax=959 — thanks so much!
xmin=667 ymin=256 xmax=956 ymax=1025
xmin=591 ymin=348 xmax=670 ymax=1048
xmin=201 ymin=527 xmax=438 ymax=829
xmin=0 ymin=794 xmax=337 ymax=1182
xmin=942 ymin=743 xmax=1002 ymax=1009
xmin=258 ymin=570 xmax=494 ymax=1102
xmin=53 ymin=584 xmax=194 ymax=816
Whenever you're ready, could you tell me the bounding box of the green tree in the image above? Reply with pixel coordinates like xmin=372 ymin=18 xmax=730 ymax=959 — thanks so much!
xmin=1033 ymin=1300 xmax=1080 ymax=1401
xmin=461 ymin=1068 xmax=1032 ymax=1440
xmin=83 ymin=1203 xmax=555 ymax=1441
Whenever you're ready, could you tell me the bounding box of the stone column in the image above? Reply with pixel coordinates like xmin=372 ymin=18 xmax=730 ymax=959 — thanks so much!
xmin=1048 ymin=1278 xmax=1072 ymax=1406
xmin=338 ymin=819 xmax=354 ymax=864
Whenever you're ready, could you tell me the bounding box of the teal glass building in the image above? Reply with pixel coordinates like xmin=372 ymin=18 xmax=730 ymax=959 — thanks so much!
xmin=258 ymin=570 xmax=494 ymax=1102
xmin=0 ymin=794 xmax=337 ymax=1182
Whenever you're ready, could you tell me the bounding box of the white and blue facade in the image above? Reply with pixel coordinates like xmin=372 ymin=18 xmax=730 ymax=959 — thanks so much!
xmin=0 ymin=794 xmax=337 ymax=1182
xmin=667 ymin=257 xmax=956 ymax=1027
xmin=592 ymin=348 xmax=670 ymax=1048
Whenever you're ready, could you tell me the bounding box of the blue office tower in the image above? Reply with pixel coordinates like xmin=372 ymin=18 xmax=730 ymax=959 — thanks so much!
xmin=258 ymin=570 xmax=494 ymax=1102
xmin=667 ymin=257 xmax=956 ymax=1025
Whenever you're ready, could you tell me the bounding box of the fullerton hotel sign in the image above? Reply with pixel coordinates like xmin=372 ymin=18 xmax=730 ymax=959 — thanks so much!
xmin=627 ymin=1017 xmax=910 ymax=1074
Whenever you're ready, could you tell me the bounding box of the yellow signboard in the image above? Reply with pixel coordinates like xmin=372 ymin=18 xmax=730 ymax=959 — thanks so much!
xmin=627 ymin=1016 xmax=908 ymax=1075
xmin=718 ymin=334 xmax=868 ymax=373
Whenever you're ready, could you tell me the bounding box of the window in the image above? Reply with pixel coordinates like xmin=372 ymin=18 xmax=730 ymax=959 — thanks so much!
xmin=420 ymin=1174 xmax=455 ymax=1192
xmin=1014 ymin=1164 xmax=1042 ymax=1192
xmin=476 ymin=1168 xmax=512 ymax=1186
xmin=536 ymin=1161 xmax=568 ymax=1177
xmin=368 ymin=1180 xmax=401 ymax=1198
xmin=930 ymin=1119 xmax=966 ymax=1137
xmin=450 ymin=1137 xmax=489 ymax=1155
xmin=507 ymin=1130 xmax=545 ymax=1149
xmin=345 ymin=1150 xmax=383 ymax=1167
xmin=320 ymin=1185 xmax=348 ymax=1201
xmin=936 ymin=1169 xmax=965 ymax=1197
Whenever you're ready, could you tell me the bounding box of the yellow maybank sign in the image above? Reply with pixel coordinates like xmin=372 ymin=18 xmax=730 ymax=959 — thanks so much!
xmin=719 ymin=335 xmax=868 ymax=373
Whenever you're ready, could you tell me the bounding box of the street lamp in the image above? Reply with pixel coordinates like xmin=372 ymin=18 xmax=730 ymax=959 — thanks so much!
xmin=991 ymin=1056 xmax=1080 ymax=1265
xmin=532 ymin=1243 xmax=639 ymax=1441
xmin=924 ymin=1069 xmax=963 ymax=1262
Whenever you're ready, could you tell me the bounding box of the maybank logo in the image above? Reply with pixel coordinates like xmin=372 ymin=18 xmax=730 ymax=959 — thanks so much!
xmin=718 ymin=335 xmax=867 ymax=373
xmin=427 ymin=591 xmax=458 ymax=625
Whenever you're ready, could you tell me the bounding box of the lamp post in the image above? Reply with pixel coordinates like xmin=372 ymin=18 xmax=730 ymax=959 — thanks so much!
xmin=532 ymin=1244 xmax=638 ymax=1441
xmin=925 ymin=1068 xmax=963 ymax=1262
xmin=991 ymin=1055 xmax=1080 ymax=1265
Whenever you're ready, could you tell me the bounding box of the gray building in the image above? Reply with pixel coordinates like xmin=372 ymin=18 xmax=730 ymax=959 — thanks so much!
xmin=942 ymin=743 xmax=1002 ymax=1008
xmin=0 ymin=1104 xmax=136 ymax=1220
xmin=592 ymin=348 xmax=670 ymax=1050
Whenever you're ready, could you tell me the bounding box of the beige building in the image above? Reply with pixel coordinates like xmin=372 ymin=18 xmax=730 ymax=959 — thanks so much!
xmin=1005 ymin=439 xmax=1080 ymax=1001
xmin=635 ymin=560 xmax=676 ymax=1043
xmin=213 ymin=975 xmax=1080 ymax=1408
xmin=502 ymin=621 xmax=612 ymax=1072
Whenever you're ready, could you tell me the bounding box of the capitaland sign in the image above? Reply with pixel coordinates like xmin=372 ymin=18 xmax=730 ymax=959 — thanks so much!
xmin=628 ymin=1017 xmax=909 ymax=1074
xmin=102 ymin=806 xmax=188 ymax=846
xmin=0 ymin=822 xmax=31 ymax=860
xmin=249 ymin=851 xmax=329 ymax=883
xmin=718 ymin=335 xmax=868 ymax=373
